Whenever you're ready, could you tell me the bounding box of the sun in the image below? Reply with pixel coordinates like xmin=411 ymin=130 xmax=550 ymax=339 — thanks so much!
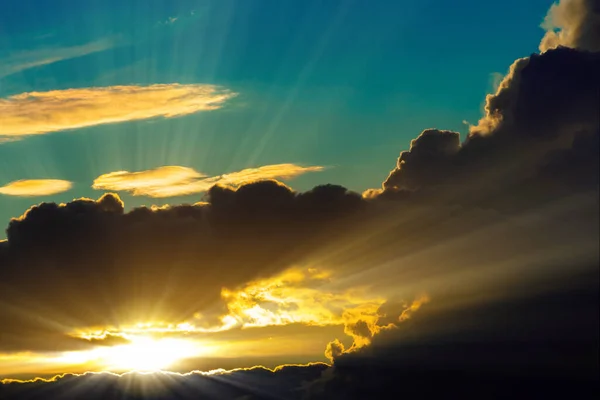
xmin=101 ymin=336 xmax=197 ymax=371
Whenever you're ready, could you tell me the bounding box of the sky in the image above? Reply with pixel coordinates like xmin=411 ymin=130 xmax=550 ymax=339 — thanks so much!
xmin=0 ymin=0 xmax=554 ymax=225
xmin=0 ymin=0 xmax=599 ymax=399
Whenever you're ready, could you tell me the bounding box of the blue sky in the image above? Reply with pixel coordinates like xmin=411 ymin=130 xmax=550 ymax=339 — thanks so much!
xmin=0 ymin=0 xmax=554 ymax=230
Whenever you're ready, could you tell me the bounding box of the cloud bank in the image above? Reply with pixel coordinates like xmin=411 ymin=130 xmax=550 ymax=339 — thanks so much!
xmin=0 ymin=84 xmax=236 ymax=138
xmin=0 ymin=179 xmax=73 ymax=197
xmin=0 ymin=45 xmax=597 ymax=378
xmin=0 ymin=1 xmax=598 ymax=397
xmin=0 ymin=364 xmax=329 ymax=400
xmin=92 ymin=164 xmax=325 ymax=197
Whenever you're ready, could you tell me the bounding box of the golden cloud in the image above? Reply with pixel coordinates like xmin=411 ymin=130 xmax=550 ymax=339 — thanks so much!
xmin=59 ymin=268 xmax=430 ymax=373
xmin=217 ymin=268 xmax=385 ymax=333
xmin=398 ymin=294 xmax=430 ymax=322
xmin=68 ymin=267 xmax=385 ymax=341
xmin=0 ymin=179 xmax=73 ymax=197
xmin=92 ymin=164 xmax=325 ymax=198
xmin=0 ymin=84 xmax=236 ymax=137
xmin=92 ymin=166 xmax=205 ymax=197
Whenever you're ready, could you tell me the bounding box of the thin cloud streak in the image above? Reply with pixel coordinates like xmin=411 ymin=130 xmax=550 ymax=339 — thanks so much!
xmin=0 ymin=37 xmax=117 ymax=79
xmin=93 ymin=164 xmax=325 ymax=198
xmin=0 ymin=179 xmax=73 ymax=197
xmin=0 ymin=84 xmax=237 ymax=138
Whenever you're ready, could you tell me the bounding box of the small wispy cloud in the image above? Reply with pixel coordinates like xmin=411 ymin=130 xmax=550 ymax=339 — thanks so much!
xmin=0 ymin=84 xmax=236 ymax=138
xmin=0 ymin=37 xmax=117 ymax=79
xmin=92 ymin=164 xmax=325 ymax=198
xmin=0 ymin=179 xmax=72 ymax=197
xmin=92 ymin=166 xmax=206 ymax=198
xmin=156 ymin=16 xmax=180 ymax=26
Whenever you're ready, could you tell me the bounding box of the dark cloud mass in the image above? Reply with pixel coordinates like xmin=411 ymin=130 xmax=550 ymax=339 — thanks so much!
xmin=306 ymin=273 xmax=600 ymax=399
xmin=0 ymin=364 xmax=329 ymax=400
xmin=383 ymin=47 xmax=599 ymax=197
xmin=1 ymin=8 xmax=600 ymax=399
xmin=0 ymin=182 xmax=367 ymax=352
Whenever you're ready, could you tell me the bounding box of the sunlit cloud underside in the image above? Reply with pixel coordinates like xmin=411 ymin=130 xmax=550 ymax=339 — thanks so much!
xmin=0 ymin=179 xmax=73 ymax=196
xmin=0 ymin=267 xmax=388 ymax=376
xmin=0 ymin=84 xmax=236 ymax=137
xmin=93 ymin=164 xmax=325 ymax=197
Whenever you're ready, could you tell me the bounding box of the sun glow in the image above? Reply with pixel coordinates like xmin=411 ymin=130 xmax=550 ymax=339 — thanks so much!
xmin=54 ymin=336 xmax=202 ymax=372
xmin=102 ymin=337 xmax=197 ymax=371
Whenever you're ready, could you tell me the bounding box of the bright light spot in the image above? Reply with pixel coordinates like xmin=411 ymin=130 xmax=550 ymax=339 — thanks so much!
xmin=102 ymin=337 xmax=197 ymax=371
xmin=53 ymin=336 xmax=202 ymax=372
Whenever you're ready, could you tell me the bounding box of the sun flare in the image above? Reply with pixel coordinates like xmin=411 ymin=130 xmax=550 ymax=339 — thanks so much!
xmin=52 ymin=336 xmax=203 ymax=372
xmin=102 ymin=337 xmax=198 ymax=371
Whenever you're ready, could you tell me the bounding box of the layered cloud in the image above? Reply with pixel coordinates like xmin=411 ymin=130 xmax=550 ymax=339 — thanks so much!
xmin=0 ymin=179 xmax=72 ymax=197
xmin=0 ymin=84 xmax=236 ymax=138
xmin=92 ymin=164 xmax=324 ymax=197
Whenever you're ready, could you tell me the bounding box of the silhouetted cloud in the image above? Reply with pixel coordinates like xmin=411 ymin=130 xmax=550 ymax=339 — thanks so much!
xmin=381 ymin=47 xmax=599 ymax=197
xmin=0 ymin=183 xmax=368 ymax=354
xmin=0 ymin=84 xmax=236 ymax=138
xmin=0 ymin=363 xmax=329 ymax=400
xmin=92 ymin=164 xmax=325 ymax=197
xmin=305 ymin=273 xmax=599 ymax=399
xmin=0 ymin=179 xmax=73 ymax=196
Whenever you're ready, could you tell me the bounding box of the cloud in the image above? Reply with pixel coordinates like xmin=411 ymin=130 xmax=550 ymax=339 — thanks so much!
xmin=381 ymin=47 xmax=599 ymax=196
xmin=0 ymin=364 xmax=329 ymax=400
xmin=0 ymin=84 xmax=236 ymax=138
xmin=306 ymin=275 xmax=600 ymax=399
xmin=383 ymin=129 xmax=460 ymax=191
xmin=0 ymin=179 xmax=72 ymax=197
xmin=0 ymin=37 xmax=117 ymax=79
xmin=217 ymin=268 xmax=384 ymax=333
xmin=324 ymin=339 xmax=345 ymax=363
xmin=0 ymin=183 xmax=367 ymax=354
xmin=92 ymin=166 xmax=207 ymax=197
xmin=92 ymin=164 xmax=325 ymax=197
xmin=539 ymin=0 xmax=600 ymax=52
xmin=0 ymin=0 xmax=598 ymax=392
xmin=397 ymin=294 xmax=430 ymax=322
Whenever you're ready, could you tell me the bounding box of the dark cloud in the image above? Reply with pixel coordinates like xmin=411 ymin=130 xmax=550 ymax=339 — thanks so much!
xmin=0 ymin=363 xmax=328 ymax=400
xmin=0 ymin=182 xmax=368 ymax=352
xmin=305 ymin=270 xmax=600 ymax=399
xmin=382 ymin=47 xmax=600 ymax=199
xmin=382 ymin=129 xmax=460 ymax=191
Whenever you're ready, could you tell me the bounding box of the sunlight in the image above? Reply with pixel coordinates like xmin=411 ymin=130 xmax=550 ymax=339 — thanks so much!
xmin=51 ymin=336 xmax=203 ymax=372
xmin=101 ymin=337 xmax=198 ymax=371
